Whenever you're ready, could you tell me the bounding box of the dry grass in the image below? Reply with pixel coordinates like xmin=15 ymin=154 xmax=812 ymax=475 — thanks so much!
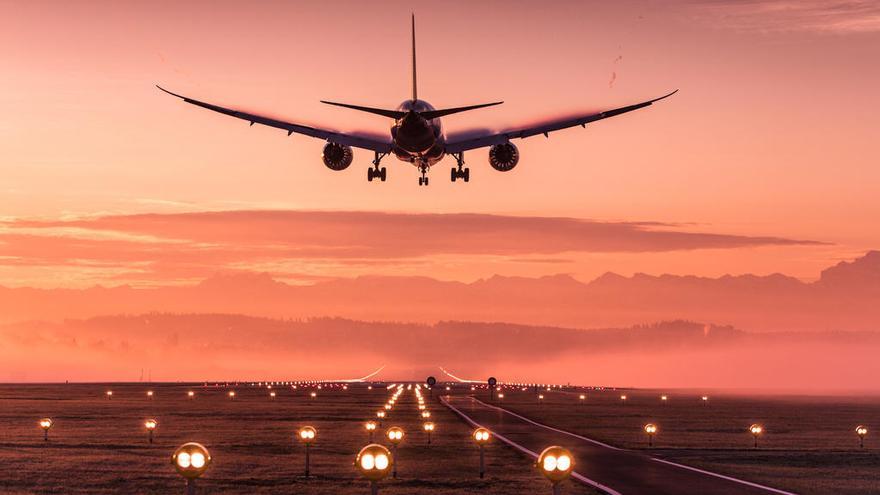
xmin=475 ymin=386 xmax=880 ymax=495
xmin=0 ymin=383 xmax=595 ymax=494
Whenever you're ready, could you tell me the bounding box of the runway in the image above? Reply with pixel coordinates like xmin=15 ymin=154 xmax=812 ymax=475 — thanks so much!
xmin=441 ymin=395 xmax=797 ymax=495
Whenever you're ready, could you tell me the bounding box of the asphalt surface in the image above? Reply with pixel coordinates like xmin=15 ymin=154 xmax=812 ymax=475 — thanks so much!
xmin=442 ymin=395 xmax=796 ymax=495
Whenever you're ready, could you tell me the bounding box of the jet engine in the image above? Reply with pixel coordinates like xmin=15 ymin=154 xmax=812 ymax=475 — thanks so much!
xmin=322 ymin=142 xmax=353 ymax=171
xmin=488 ymin=142 xmax=519 ymax=172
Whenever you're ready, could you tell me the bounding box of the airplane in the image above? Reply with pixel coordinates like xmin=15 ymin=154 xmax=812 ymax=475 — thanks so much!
xmin=158 ymin=15 xmax=676 ymax=186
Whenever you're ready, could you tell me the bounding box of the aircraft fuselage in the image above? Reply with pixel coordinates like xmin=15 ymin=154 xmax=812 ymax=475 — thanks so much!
xmin=391 ymin=99 xmax=446 ymax=168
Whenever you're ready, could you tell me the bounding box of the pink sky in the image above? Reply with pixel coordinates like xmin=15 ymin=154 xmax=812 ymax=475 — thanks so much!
xmin=1 ymin=0 xmax=879 ymax=288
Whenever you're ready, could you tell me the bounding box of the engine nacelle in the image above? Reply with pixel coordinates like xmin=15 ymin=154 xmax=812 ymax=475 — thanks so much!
xmin=488 ymin=142 xmax=519 ymax=172
xmin=322 ymin=142 xmax=353 ymax=171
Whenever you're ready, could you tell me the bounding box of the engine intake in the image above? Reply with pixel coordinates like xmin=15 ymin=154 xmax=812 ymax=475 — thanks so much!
xmin=488 ymin=142 xmax=519 ymax=172
xmin=322 ymin=142 xmax=353 ymax=171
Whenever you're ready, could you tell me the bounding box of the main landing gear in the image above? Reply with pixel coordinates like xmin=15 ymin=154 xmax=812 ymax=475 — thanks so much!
xmin=367 ymin=151 xmax=387 ymax=182
xmin=451 ymin=152 xmax=469 ymax=182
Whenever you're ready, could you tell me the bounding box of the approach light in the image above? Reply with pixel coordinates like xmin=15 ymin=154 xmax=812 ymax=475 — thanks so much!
xmin=145 ymin=419 xmax=158 ymax=444
xmin=298 ymin=426 xmax=317 ymax=443
xmin=39 ymin=418 xmax=53 ymax=441
xmin=356 ymin=443 xmax=393 ymax=493
xmin=386 ymin=426 xmax=405 ymax=478
xmin=472 ymin=427 xmax=492 ymax=478
xmin=423 ymin=422 xmax=435 ymax=444
xmin=387 ymin=426 xmax=404 ymax=444
xmin=856 ymin=425 xmax=868 ymax=448
xmin=172 ymin=442 xmax=212 ymax=483
xmin=473 ymin=427 xmax=490 ymax=444
xmin=644 ymin=423 xmax=658 ymax=447
xmin=298 ymin=426 xmax=317 ymax=477
xmin=749 ymin=424 xmax=763 ymax=448
xmin=537 ymin=446 xmax=574 ymax=486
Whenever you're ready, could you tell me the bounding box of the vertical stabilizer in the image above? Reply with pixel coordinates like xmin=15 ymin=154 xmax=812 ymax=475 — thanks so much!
xmin=411 ymin=13 xmax=418 ymax=102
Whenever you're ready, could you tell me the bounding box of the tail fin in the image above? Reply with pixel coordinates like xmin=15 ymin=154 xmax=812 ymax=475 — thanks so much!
xmin=411 ymin=13 xmax=417 ymax=102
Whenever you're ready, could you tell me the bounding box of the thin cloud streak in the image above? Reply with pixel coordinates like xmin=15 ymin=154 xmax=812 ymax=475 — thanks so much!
xmin=691 ymin=0 xmax=880 ymax=33
xmin=0 ymin=210 xmax=826 ymax=287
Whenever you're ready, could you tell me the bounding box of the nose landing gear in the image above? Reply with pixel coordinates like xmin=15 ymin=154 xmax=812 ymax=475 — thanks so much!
xmin=450 ymin=152 xmax=470 ymax=182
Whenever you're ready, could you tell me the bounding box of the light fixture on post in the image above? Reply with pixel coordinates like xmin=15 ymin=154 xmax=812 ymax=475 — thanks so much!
xmin=473 ymin=427 xmax=491 ymax=478
xmin=172 ymin=442 xmax=212 ymax=495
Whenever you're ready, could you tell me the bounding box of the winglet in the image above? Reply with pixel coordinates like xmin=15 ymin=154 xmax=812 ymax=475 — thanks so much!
xmin=650 ymin=89 xmax=678 ymax=104
xmin=155 ymin=84 xmax=184 ymax=99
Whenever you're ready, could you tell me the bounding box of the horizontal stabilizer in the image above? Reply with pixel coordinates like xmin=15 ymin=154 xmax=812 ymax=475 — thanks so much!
xmin=320 ymin=99 xmax=503 ymax=120
xmin=320 ymin=101 xmax=405 ymax=119
xmin=420 ymin=101 xmax=503 ymax=120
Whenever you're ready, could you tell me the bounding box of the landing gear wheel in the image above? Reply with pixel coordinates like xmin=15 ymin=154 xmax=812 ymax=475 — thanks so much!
xmin=451 ymin=166 xmax=470 ymax=182
xmin=424 ymin=176 xmax=429 ymax=186
xmin=418 ymin=177 xmax=424 ymax=186
xmin=368 ymin=151 xmax=388 ymax=183
xmin=451 ymin=152 xmax=469 ymax=183
xmin=368 ymin=167 xmax=386 ymax=182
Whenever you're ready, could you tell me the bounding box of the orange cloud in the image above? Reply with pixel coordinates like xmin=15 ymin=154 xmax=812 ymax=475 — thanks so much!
xmin=0 ymin=210 xmax=826 ymax=286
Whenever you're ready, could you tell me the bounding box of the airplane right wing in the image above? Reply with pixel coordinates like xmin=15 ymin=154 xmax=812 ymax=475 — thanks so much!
xmin=157 ymin=86 xmax=393 ymax=153
xmin=445 ymin=90 xmax=677 ymax=153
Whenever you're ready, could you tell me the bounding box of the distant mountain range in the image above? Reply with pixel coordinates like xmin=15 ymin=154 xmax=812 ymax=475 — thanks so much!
xmin=1 ymin=251 xmax=878 ymax=332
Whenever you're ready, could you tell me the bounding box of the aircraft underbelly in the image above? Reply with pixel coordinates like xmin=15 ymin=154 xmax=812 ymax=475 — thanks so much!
xmin=393 ymin=141 xmax=445 ymax=167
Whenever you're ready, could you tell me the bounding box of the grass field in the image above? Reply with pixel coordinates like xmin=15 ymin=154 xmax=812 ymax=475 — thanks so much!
xmin=3 ymin=383 xmax=879 ymax=494
xmin=472 ymin=385 xmax=880 ymax=495
xmin=0 ymin=383 xmax=595 ymax=494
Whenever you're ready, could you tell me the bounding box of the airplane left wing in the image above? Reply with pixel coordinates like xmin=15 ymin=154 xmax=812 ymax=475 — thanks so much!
xmin=157 ymin=86 xmax=393 ymax=153
xmin=445 ymin=90 xmax=677 ymax=154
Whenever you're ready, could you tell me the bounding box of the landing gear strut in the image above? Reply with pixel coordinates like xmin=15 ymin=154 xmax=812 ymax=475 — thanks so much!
xmin=367 ymin=151 xmax=387 ymax=182
xmin=450 ymin=152 xmax=470 ymax=182
xmin=418 ymin=164 xmax=430 ymax=186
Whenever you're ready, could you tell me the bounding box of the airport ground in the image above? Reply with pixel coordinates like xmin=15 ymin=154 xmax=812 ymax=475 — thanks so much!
xmin=0 ymin=383 xmax=877 ymax=494
xmin=451 ymin=385 xmax=880 ymax=495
